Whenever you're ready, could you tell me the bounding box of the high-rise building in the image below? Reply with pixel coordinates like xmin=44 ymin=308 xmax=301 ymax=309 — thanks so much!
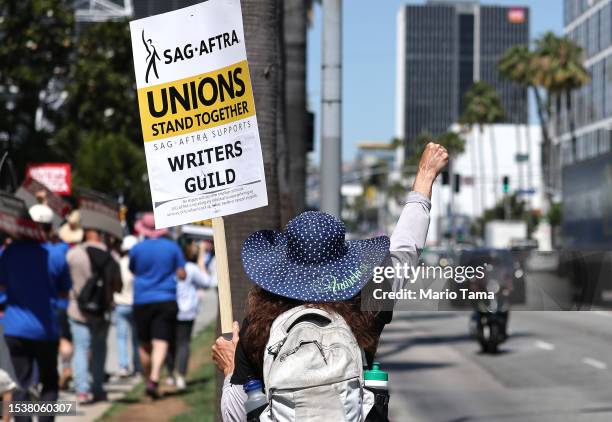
xmin=551 ymin=0 xmax=612 ymax=193
xmin=395 ymin=0 xmax=529 ymax=154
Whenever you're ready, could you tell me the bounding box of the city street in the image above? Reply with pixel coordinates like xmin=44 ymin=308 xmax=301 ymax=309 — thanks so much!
xmin=379 ymin=306 xmax=612 ymax=421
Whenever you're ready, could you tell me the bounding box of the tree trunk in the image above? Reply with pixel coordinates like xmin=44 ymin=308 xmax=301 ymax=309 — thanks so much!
xmin=470 ymin=129 xmax=480 ymax=215
xmin=489 ymin=126 xmax=499 ymax=203
xmin=515 ymin=123 xmax=524 ymax=192
xmin=215 ymin=0 xmax=285 ymax=418
xmin=478 ymin=127 xmax=487 ymax=214
xmin=533 ymin=87 xmax=552 ymax=196
xmin=284 ymin=0 xmax=308 ymax=216
xmin=566 ymin=89 xmax=577 ymax=162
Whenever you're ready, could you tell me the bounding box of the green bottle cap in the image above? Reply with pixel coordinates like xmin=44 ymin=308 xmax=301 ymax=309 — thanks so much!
xmin=364 ymin=362 xmax=388 ymax=381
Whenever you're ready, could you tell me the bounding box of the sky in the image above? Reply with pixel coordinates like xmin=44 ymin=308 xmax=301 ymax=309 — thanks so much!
xmin=306 ymin=0 xmax=564 ymax=162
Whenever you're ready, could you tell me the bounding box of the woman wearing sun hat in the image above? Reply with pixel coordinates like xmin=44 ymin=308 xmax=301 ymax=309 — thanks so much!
xmin=213 ymin=142 xmax=448 ymax=421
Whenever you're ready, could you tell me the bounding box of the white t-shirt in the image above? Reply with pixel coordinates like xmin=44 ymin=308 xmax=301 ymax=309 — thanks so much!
xmin=177 ymin=262 xmax=211 ymax=321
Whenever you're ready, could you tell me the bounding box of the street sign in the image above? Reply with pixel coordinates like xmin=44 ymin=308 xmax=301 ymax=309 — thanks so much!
xmin=516 ymin=188 xmax=536 ymax=195
xmin=515 ymin=153 xmax=529 ymax=162
xmin=129 ymin=0 xmax=267 ymax=230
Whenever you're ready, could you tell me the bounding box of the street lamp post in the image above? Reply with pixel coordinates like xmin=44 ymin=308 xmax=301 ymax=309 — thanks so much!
xmin=320 ymin=0 xmax=342 ymax=217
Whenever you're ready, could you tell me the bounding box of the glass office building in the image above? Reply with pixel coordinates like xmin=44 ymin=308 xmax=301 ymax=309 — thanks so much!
xmin=395 ymin=0 xmax=529 ymax=155
xmin=552 ymin=0 xmax=612 ymax=192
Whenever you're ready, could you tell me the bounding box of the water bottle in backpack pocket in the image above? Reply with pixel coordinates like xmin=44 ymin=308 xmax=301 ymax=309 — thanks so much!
xmin=244 ymin=378 xmax=267 ymax=422
xmin=364 ymin=362 xmax=390 ymax=422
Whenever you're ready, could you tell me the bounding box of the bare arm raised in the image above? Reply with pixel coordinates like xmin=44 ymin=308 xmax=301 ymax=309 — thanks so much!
xmin=388 ymin=142 xmax=448 ymax=286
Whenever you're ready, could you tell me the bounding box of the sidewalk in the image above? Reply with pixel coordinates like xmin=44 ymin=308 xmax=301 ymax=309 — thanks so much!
xmin=56 ymin=290 xmax=219 ymax=422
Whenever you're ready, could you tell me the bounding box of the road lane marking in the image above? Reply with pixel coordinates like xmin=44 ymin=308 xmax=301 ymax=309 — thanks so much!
xmin=593 ymin=310 xmax=612 ymax=318
xmin=582 ymin=357 xmax=608 ymax=370
xmin=535 ymin=341 xmax=555 ymax=351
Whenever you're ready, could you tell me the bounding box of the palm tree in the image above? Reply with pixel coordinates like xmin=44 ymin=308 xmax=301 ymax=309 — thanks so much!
xmin=532 ymin=32 xmax=589 ymax=165
xmin=498 ymin=45 xmax=533 ymax=194
xmin=460 ymin=81 xmax=505 ymax=210
xmin=498 ymin=34 xmax=589 ymax=200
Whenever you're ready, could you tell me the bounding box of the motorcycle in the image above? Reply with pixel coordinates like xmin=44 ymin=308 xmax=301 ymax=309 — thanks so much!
xmin=469 ymin=278 xmax=510 ymax=354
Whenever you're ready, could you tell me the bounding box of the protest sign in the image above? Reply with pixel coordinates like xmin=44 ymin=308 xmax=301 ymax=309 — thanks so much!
xmin=26 ymin=163 xmax=72 ymax=195
xmin=130 ymin=0 xmax=268 ymax=334
xmin=129 ymin=0 xmax=267 ymax=229
xmin=15 ymin=177 xmax=72 ymax=229
xmin=77 ymin=190 xmax=123 ymax=240
xmin=0 ymin=192 xmax=44 ymax=241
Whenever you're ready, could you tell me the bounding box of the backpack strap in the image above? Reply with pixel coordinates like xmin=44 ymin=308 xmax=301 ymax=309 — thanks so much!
xmin=266 ymin=307 xmax=334 ymax=360
xmin=85 ymin=246 xmax=113 ymax=279
xmin=281 ymin=307 xmax=333 ymax=332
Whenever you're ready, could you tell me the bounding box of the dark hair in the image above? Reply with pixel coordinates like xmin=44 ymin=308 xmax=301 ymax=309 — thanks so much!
xmin=243 ymin=286 xmax=381 ymax=375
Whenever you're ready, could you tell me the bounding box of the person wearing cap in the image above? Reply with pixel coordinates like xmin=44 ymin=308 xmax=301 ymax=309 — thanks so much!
xmin=0 ymin=204 xmax=72 ymax=421
xmin=113 ymin=235 xmax=141 ymax=378
xmin=212 ymin=142 xmax=448 ymax=420
xmin=66 ymin=223 xmax=122 ymax=404
xmin=130 ymin=213 xmax=186 ymax=398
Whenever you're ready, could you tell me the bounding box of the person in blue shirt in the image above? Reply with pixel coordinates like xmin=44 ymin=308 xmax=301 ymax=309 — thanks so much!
xmin=130 ymin=213 xmax=185 ymax=399
xmin=0 ymin=206 xmax=72 ymax=422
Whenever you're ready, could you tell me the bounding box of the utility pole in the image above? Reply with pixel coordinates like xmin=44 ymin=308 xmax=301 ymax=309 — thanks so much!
xmin=320 ymin=0 xmax=342 ymax=216
xmin=448 ymin=160 xmax=455 ymax=245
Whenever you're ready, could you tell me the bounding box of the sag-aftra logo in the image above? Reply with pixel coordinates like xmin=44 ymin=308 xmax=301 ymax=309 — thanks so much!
xmin=140 ymin=29 xmax=241 ymax=83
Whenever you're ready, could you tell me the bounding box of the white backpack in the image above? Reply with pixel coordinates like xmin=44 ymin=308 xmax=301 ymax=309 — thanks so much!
xmin=259 ymin=306 xmax=374 ymax=422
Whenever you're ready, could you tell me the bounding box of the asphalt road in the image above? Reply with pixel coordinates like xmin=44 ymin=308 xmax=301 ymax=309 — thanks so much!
xmin=378 ymin=307 xmax=612 ymax=422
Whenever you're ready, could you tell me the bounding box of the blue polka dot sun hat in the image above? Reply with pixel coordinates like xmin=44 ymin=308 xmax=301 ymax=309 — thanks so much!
xmin=241 ymin=211 xmax=390 ymax=302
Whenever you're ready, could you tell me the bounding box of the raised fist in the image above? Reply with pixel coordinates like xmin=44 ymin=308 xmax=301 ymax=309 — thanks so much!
xmin=412 ymin=142 xmax=450 ymax=198
xmin=418 ymin=142 xmax=449 ymax=178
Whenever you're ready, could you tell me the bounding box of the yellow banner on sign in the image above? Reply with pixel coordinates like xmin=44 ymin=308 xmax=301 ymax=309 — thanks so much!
xmin=137 ymin=60 xmax=255 ymax=142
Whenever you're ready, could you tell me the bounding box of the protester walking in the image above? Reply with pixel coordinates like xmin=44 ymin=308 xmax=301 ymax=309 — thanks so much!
xmin=212 ymin=143 xmax=448 ymax=422
xmin=166 ymin=240 xmax=211 ymax=390
xmin=48 ymin=235 xmax=75 ymax=391
xmin=66 ymin=225 xmax=122 ymax=404
xmin=0 ymin=206 xmax=72 ymax=422
xmin=130 ymin=213 xmax=186 ymax=399
xmin=114 ymin=235 xmax=141 ymax=378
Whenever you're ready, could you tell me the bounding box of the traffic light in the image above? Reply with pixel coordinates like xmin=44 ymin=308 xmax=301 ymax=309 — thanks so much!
xmin=454 ymin=174 xmax=460 ymax=193
xmin=502 ymin=176 xmax=510 ymax=194
xmin=442 ymin=170 xmax=449 ymax=185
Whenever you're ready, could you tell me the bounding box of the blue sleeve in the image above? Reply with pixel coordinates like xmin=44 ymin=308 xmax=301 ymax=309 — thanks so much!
xmin=0 ymin=250 xmax=8 ymax=288
xmin=56 ymin=256 xmax=72 ymax=293
xmin=129 ymin=248 xmax=137 ymax=273
xmin=175 ymin=244 xmax=186 ymax=269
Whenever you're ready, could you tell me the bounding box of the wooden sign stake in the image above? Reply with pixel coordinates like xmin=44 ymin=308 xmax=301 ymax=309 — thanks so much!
xmin=212 ymin=216 xmax=234 ymax=336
